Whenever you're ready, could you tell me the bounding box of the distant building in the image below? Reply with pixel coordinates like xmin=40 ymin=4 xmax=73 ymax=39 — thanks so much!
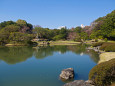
xmin=81 ymin=24 xmax=85 ymax=28
xmin=57 ymin=26 xmax=66 ymax=29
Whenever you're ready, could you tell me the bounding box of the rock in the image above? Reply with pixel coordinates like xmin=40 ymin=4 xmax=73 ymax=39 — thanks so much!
xmin=64 ymin=80 xmax=85 ymax=86
xmin=85 ymin=80 xmax=95 ymax=85
xmin=60 ymin=68 xmax=74 ymax=80
xmin=64 ymin=80 xmax=95 ymax=86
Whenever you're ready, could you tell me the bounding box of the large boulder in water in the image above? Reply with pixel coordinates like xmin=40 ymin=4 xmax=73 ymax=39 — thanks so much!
xmin=60 ymin=68 xmax=74 ymax=80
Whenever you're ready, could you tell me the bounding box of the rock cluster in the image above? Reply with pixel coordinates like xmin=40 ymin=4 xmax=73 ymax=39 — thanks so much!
xmin=64 ymin=80 xmax=94 ymax=86
xmin=60 ymin=68 xmax=74 ymax=80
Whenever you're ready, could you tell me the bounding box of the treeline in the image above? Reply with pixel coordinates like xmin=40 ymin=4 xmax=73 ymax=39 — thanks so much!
xmin=0 ymin=19 xmax=88 ymax=45
xmin=0 ymin=10 xmax=115 ymax=45
xmin=89 ymin=10 xmax=115 ymax=40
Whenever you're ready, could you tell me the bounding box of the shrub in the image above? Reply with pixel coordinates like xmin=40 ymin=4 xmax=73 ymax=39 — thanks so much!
xmin=89 ymin=59 xmax=115 ymax=86
xmin=104 ymin=38 xmax=108 ymax=42
xmin=92 ymin=42 xmax=104 ymax=47
xmin=105 ymin=45 xmax=115 ymax=52
xmin=100 ymin=42 xmax=115 ymax=51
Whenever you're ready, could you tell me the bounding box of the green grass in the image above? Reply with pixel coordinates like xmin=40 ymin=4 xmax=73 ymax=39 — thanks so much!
xmin=100 ymin=42 xmax=115 ymax=52
xmin=50 ymin=41 xmax=80 ymax=45
xmin=98 ymin=52 xmax=115 ymax=64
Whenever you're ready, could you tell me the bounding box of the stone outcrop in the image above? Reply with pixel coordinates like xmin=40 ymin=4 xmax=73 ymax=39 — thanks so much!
xmin=64 ymin=80 xmax=94 ymax=86
xmin=60 ymin=68 xmax=74 ymax=80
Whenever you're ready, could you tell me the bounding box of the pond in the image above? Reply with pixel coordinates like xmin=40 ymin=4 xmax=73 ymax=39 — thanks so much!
xmin=0 ymin=44 xmax=99 ymax=86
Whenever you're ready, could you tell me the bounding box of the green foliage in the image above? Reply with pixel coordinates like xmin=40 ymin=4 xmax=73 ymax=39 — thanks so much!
xmin=104 ymin=38 xmax=108 ymax=42
xmin=16 ymin=19 xmax=27 ymax=26
xmin=33 ymin=27 xmax=52 ymax=39
xmin=95 ymin=17 xmax=105 ymax=22
xmin=0 ymin=25 xmax=20 ymax=43
xmin=74 ymin=27 xmax=82 ymax=33
xmin=0 ymin=30 xmax=9 ymax=44
xmin=0 ymin=19 xmax=33 ymax=45
xmin=91 ymin=10 xmax=115 ymax=40
xmin=32 ymin=27 xmax=69 ymax=41
xmin=74 ymin=36 xmax=82 ymax=42
xmin=27 ymin=23 xmax=33 ymax=29
xmin=3 ymin=24 xmax=20 ymax=33
xmin=89 ymin=33 xmax=95 ymax=39
xmin=100 ymin=42 xmax=115 ymax=52
xmin=59 ymin=28 xmax=68 ymax=39
xmin=53 ymin=34 xmax=65 ymax=40
xmin=9 ymin=32 xmax=33 ymax=44
xmin=105 ymin=45 xmax=115 ymax=52
xmin=0 ymin=21 xmax=16 ymax=29
xmin=89 ymin=59 xmax=115 ymax=86
xmin=80 ymin=32 xmax=88 ymax=41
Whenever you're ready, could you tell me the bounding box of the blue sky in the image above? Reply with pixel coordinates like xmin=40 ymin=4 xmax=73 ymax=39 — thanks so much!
xmin=0 ymin=0 xmax=115 ymax=29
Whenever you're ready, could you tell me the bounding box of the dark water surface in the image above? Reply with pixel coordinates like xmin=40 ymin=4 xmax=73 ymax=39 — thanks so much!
xmin=0 ymin=44 xmax=99 ymax=86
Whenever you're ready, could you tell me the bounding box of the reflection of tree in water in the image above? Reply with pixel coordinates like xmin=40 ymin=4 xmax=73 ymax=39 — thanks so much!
xmin=34 ymin=45 xmax=69 ymax=59
xmin=67 ymin=44 xmax=88 ymax=54
xmin=87 ymin=49 xmax=99 ymax=63
xmin=53 ymin=45 xmax=69 ymax=54
xmin=33 ymin=46 xmax=54 ymax=59
xmin=34 ymin=44 xmax=99 ymax=63
xmin=0 ymin=44 xmax=99 ymax=64
xmin=67 ymin=44 xmax=99 ymax=63
xmin=0 ymin=47 xmax=33 ymax=64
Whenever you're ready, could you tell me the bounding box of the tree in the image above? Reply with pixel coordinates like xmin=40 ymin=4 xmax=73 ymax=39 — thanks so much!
xmin=90 ymin=10 xmax=115 ymax=40
xmin=0 ymin=21 xmax=16 ymax=29
xmin=59 ymin=28 xmax=68 ymax=39
xmin=16 ymin=19 xmax=27 ymax=26
xmin=9 ymin=32 xmax=33 ymax=44
xmin=80 ymin=32 xmax=88 ymax=42
xmin=3 ymin=25 xmax=20 ymax=33
xmin=0 ymin=25 xmax=20 ymax=44
xmin=33 ymin=27 xmax=46 ymax=38
xmin=74 ymin=27 xmax=82 ymax=33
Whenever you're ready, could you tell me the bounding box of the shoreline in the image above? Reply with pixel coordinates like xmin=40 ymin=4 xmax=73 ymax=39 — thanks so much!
xmin=4 ymin=41 xmax=81 ymax=46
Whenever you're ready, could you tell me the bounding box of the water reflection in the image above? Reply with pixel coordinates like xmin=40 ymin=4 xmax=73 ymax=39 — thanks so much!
xmin=0 ymin=44 xmax=99 ymax=64
xmin=0 ymin=47 xmax=33 ymax=64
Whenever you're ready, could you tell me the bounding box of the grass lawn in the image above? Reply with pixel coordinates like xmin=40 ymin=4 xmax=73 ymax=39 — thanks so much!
xmin=98 ymin=52 xmax=115 ymax=64
xmin=49 ymin=41 xmax=81 ymax=45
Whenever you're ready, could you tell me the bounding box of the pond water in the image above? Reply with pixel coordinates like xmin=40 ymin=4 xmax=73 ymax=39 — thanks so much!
xmin=0 ymin=44 xmax=99 ymax=86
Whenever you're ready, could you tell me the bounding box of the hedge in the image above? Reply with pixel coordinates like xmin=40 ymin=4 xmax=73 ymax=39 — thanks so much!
xmin=89 ymin=59 xmax=115 ymax=86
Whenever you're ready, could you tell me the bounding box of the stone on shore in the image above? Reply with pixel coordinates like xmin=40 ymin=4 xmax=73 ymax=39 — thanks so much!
xmin=64 ymin=80 xmax=94 ymax=86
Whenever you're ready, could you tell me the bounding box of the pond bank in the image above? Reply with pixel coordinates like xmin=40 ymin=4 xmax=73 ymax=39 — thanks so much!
xmin=5 ymin=43 xmax=26 ymax=46
xmin=33 ymin=41 xmax=81 ymax=46
xmin=98 ymin=52 xmax=115 ymax=64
